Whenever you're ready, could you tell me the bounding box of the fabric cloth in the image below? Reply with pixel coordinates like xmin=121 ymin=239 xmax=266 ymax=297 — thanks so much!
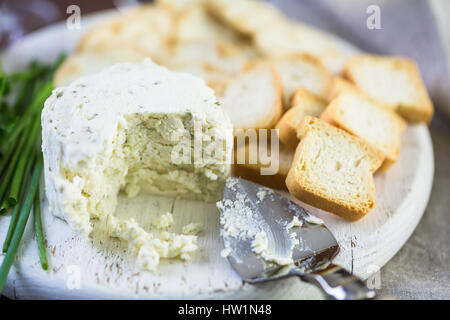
xmin=270 ymin=0 xmax=450 ymax=120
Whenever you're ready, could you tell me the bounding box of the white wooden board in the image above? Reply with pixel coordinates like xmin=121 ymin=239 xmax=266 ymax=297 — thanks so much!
xmin=0 ymin=11 xmax=434 ymax=300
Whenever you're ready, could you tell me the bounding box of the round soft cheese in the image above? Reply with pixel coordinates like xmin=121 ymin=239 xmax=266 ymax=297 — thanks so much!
xmin=42 ymin=59 xmax=233 ymax=237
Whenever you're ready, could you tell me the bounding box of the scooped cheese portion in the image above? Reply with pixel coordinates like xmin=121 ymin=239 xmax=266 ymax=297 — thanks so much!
xmin=42 ymin=60 xmax=233 ymax=269
xmin=106 ymin=213 xmax=198 ymax=271
xmin=218 ymin=180 xmax=298 ymax=266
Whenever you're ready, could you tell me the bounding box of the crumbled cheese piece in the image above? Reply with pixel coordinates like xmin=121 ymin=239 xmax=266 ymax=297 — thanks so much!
xmin=221 ymin=247 xmax=232 ymax=258
xmin=256 ymin=187 xmax=274 ymax=201
xmin=225 ymin=177 xmax=238 ymax=190
xmin=182 ymin=222 xmax=202 ymax=235
xmin=264 ymin=255 xmax=294 ymax=266
xmin=256 ymin=231 xmax=295 ymax=266
xmin=256 ymin=190 xmax=267 ymax=201
xmin=217 ymin=191 xmax=297 ymax=267
xmin=218 ymin=193 xmax=261 ymax=239
xmin=289 ymin=231 xmax=300 ymax=249
xmin=153 ymin=212 xmax=174 ymax=230
xmin=251 ymin=231 xmax=268 ymax=254
xmin=305 ymin=215 xmax=324 ymax=225
xmin=287 ymin=216 xmax=303 ymax=229
xmin=106 ymin=215 xmax=198 ymax=271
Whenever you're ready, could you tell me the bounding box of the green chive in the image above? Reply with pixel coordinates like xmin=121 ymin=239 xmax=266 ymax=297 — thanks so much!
xmin=34 ymin=182 xmax=48 ymax=270
xmin=2 ymin=153 xmax=35 ymax=253
xmin=0 ymin=132 xmax=28 ymax=212
xmin=0 ymin=55 xmax=64 ymax=292
xmin=0 ymin=147 xmax=15 ymax=182
xmin=7 ymin=115 xmax=41 ymax=206
xmin=0 ymin=60 xmax=6 ymax=107
xmin=0 ymin=157 xmax=43 ymax=292
xmin=0 ymin=82 xmax=52 ymax=156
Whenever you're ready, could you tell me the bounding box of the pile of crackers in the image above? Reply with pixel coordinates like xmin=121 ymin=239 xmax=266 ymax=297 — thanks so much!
xmin=55 ymin=0 xmax=433 ymax=221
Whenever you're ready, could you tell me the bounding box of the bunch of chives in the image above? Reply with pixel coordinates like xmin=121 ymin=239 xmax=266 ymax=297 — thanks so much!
xmin=0 ymin=54 xmax=65 ymax=292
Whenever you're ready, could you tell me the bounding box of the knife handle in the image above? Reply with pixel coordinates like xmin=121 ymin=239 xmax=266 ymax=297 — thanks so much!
xmin=293 ymin=264 xmax=376 ymax=300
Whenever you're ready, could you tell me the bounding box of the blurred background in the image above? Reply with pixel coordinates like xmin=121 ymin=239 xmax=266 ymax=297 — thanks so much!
xmin=2 ymin=0 xmax=450 ymax=119
xmin=0 ymin=0 xmax=448 ymax=299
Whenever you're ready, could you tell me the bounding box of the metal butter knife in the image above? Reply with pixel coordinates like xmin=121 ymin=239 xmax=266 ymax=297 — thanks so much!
xmin=218 ymin=177 xmax=376 ymax=300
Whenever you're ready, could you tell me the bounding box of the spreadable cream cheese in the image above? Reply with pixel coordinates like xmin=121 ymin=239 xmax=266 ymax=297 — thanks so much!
xmin=41 ymin=59 xmax=233 ymax=270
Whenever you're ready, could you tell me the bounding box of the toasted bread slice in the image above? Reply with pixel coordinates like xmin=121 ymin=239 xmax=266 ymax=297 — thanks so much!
xmin=174 ymin=4 xmax=239 ymax=44
xmin=344 ymin=54 xmax=434 ymax=123
xmin=321 ymin=90 xmax=407 ymax=171
xmin=167 ymin=41 xmax=246 ymax=73
xmin=156 ymin=0 xmax=204 ymax=13
xmin=206 ymin=0 xmax=286 ymax=36
xmin=253 ymin=22 xmax=350 ymax=75
xmin=273 ymin=55 xmax=331 ymax=108
xmin=53 ymin=49 xmax=148 ymax=87
xmin=233 ymin=138 xmax=294 ymax=190
xmin=220 ymin=66 xmax=283 ymax=130
xmin=287 ymin=116 xmax=383 ymax=221
xmin=166 ymin=41 xmax=248 ymax=95
xmin=207 ymin=0 xmax=350 ymax=74
xmin=248 ymin=54 xmax=331 ymax=108
xmin=76 ymin=5 xmax=173 ymax=63
xmin=276 ymin=87 xmax=327 ymax=149
xmin=168 ymin=62 xmax=232 ymax=96
xmin=327 ymin=76 xmax=358 ymax=101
